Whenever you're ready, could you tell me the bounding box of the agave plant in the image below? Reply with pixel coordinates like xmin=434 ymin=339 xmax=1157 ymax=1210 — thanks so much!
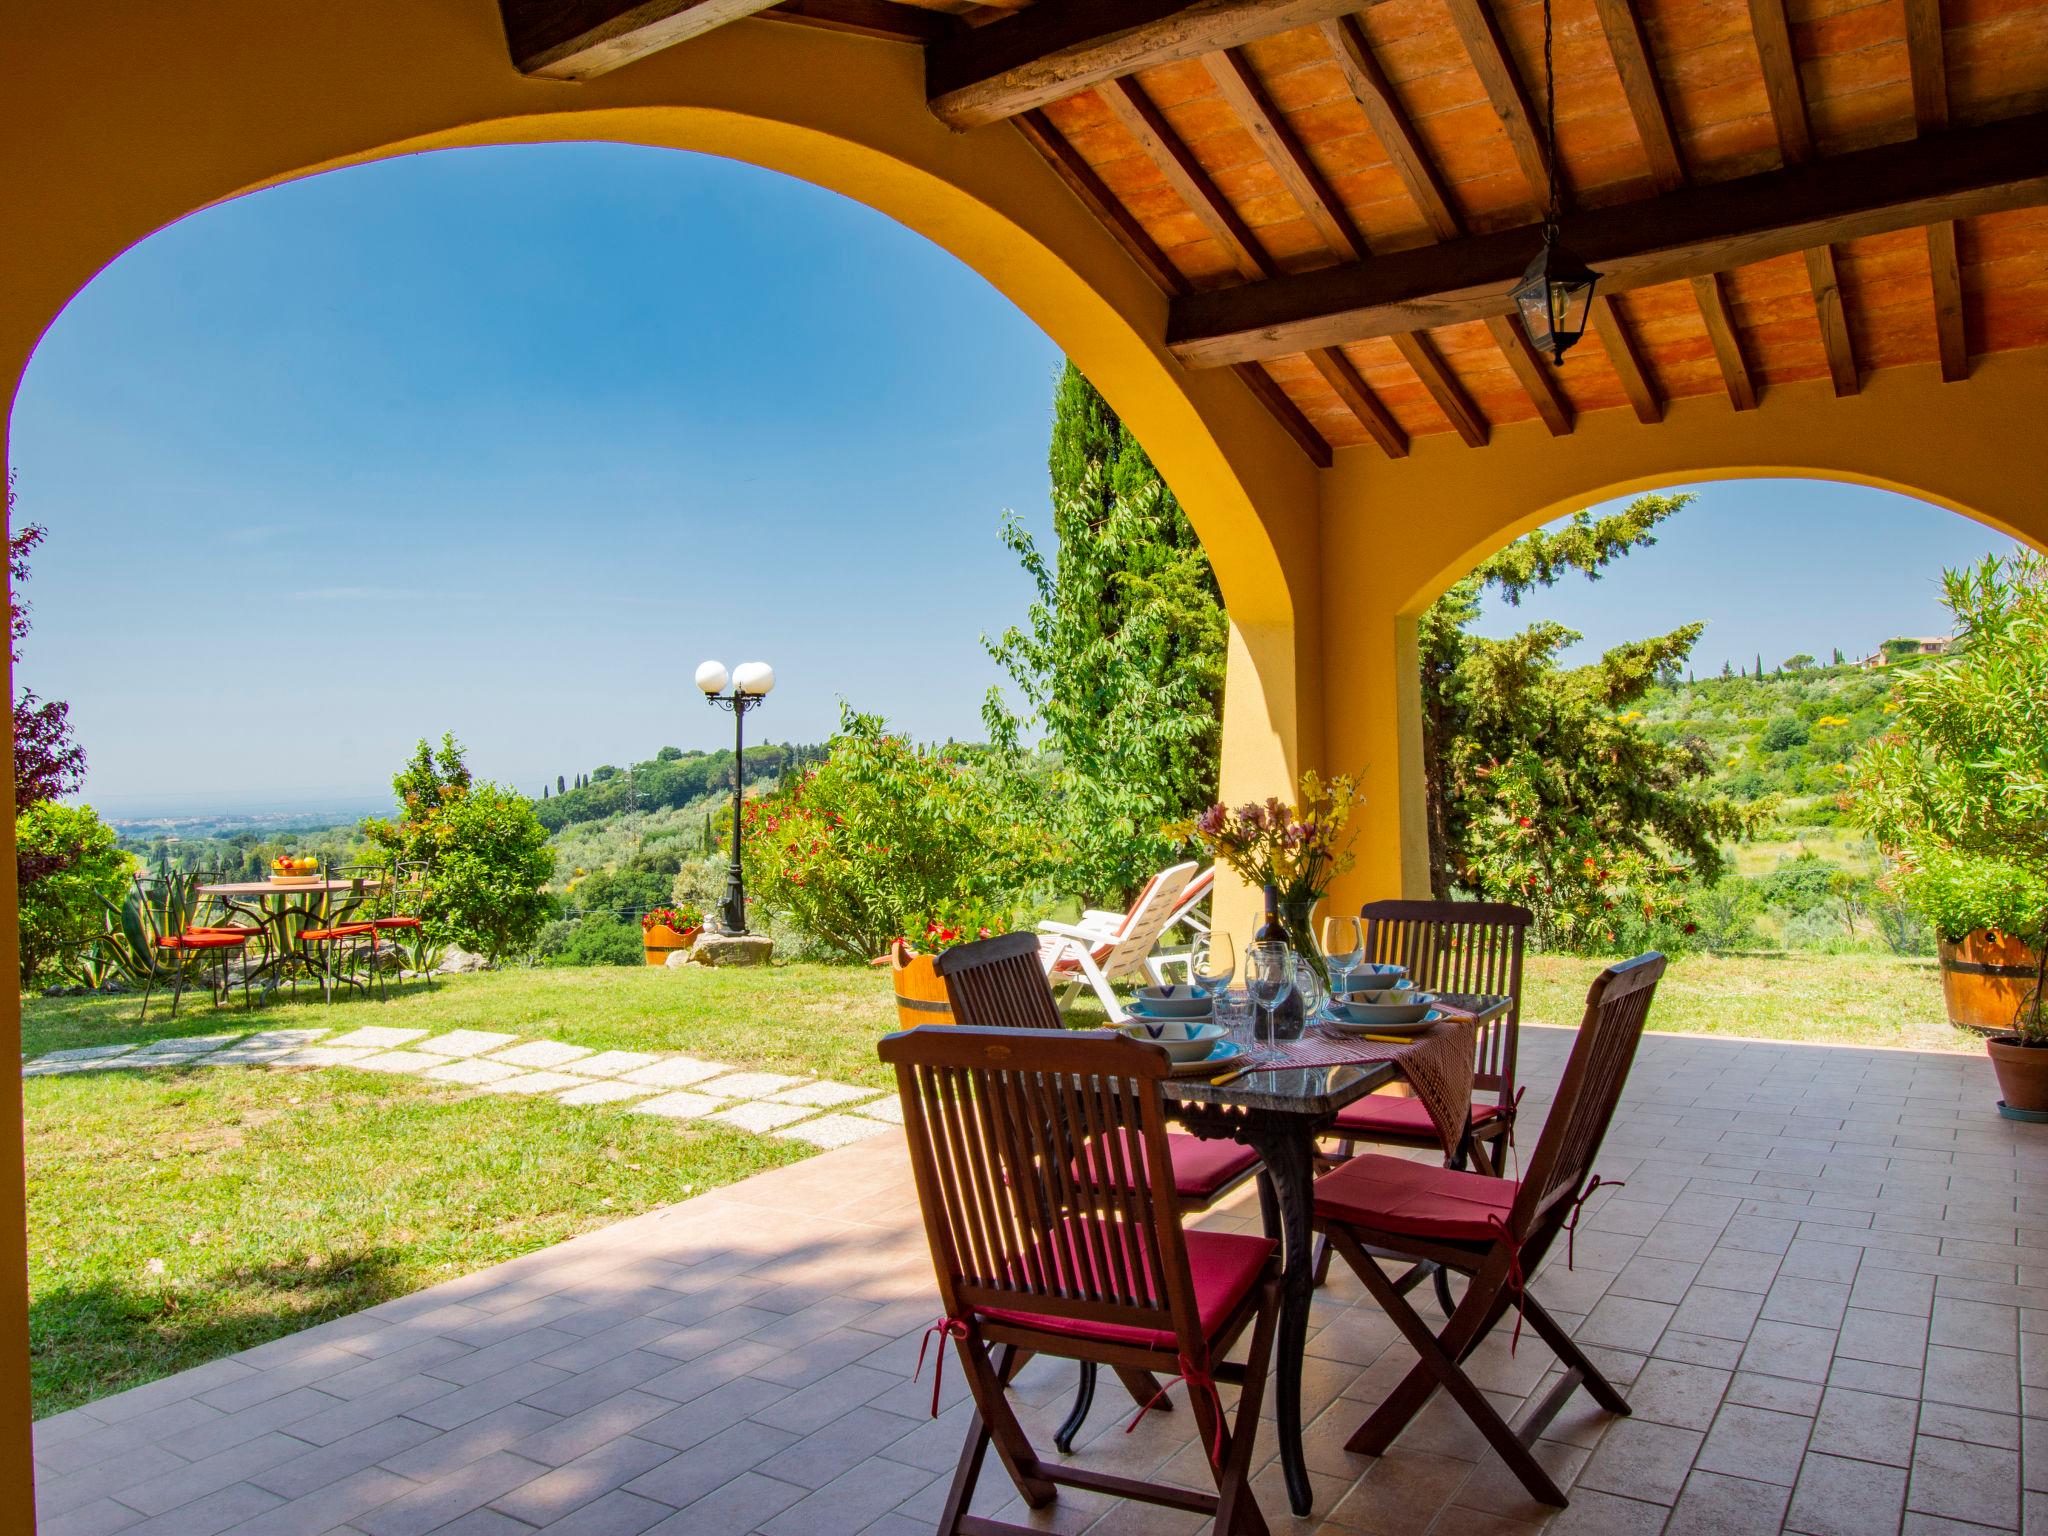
xmin=75 ymin=867 xmax=216 ymax=989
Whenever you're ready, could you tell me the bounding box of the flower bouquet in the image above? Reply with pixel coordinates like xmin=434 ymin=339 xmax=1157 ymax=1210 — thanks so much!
xmin=1181 ymin=771 xmax=1361 ymax=985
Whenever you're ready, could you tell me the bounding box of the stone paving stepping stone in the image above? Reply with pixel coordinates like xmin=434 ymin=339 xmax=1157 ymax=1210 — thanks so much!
xmin=196 ymin=1044 xmax=302 ymax=1066
xmin=618 ymin=1057 xmax=731 ymax=1090
xmin=777 ymin=1113 xmax=896 ymax=1148
xmin=416 ymin=1030 xmax=520 ymax=1058
xmin=765 ymin=1080 xmax=880 ymax=1108
xmin=422 ymin=1058 xmax=524 ymax=1085
xmin=23 ymin=1058 xmax=129 ymax=1077
xmin=707 ymin=1101 xmax=814 ymax=1133
xmin=351 ymin=1050 xmax=444 ymax=1074
xmin=696 ymin=1071 xmax=808 ymax=1099
xmin=632 ymin=1091 xmax=727 ymax=1120
xmin=852 ymin=1097 xmax=904 ymax=1123
xmin=327 ymin=1027 xmax=428 ymax=1050
xmin=570 ymin=1051 xmax=666 ymax=1078
xmin=36 ymin=1044 xmax=137 ymax=1063
xmin=272 ymin=1046 xmax=379 ymax=1067
xmin=554 ymin=1080 xmax=655 ymax=1106
xmin=491 ymin=1040 xmax=593 ymax=1070
xmin=483 ymin=1070 xmax=591 ymax=1095
xmin=130 ymin=1034 xmax=243 ymax=1058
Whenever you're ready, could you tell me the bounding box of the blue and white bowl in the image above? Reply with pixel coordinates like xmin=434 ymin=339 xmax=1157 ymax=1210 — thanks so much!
xmin=1130 ymin=986 xmax=1214 ymax=1020
xmin=1117 ymin=1018 xmax=1229 ymax=1062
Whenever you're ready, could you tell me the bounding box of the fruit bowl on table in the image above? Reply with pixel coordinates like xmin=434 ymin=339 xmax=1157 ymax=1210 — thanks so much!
xmin=1116 ymin=1018 xmax=1228 ymax=1062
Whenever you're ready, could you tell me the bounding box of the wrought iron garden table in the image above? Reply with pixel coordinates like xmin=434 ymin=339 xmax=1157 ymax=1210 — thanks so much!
xmin=1160 ymin=991 xmax=1511 ymax=1517
xmin=197 ymin=877 xmax=384 ymax=993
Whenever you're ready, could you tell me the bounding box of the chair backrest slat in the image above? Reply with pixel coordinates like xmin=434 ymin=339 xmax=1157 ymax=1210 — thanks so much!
xmin=1360 ymin=900 xmax=1530 ymax=1104
xmin=882 ymin=1025 xmax=1200 ymax=1342
xmin=1511 ymin=952 xmax=1666 ymax=1231
xmin=938 ymin=932 xmax=1066 ymax=1032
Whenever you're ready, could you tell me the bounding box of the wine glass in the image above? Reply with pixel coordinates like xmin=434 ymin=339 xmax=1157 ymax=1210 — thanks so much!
xmin=1320 ymin=915 xmax=1363 ymax=996
xmin=1191 ymin=931 xmax=1235 ymax=1000
xmin=1246 ymin=941 xmax=1295 ymax=1047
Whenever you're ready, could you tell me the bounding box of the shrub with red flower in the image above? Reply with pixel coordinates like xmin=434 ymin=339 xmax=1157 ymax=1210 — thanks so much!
xmin=641 ymin=905 xmax=703 ymax=934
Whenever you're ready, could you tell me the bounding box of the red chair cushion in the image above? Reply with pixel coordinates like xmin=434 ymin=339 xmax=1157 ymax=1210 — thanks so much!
xmin=980 ymin=1225 xmax=1274 ymax=1351
xmin=1314 ymin=1153 xmax=1519 ymax=1243
xmin=300 ymin=924 xmax=374 ymax=941
xmin=1078 ymin=1131 xmax=1260 ymax=1205
xmin=153 ymin=932 xmax=248 ymax=951
xmin=1334 ymin=1095 xmax=1502 ymax=1139
xmin=371 ymin=915 xmax=423 ymax=929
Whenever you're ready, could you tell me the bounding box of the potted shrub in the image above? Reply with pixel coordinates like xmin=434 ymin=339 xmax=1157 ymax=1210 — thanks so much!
xmin=641 ymin=905 xmax=703 ymax=967
xmin=1892 ymin=853 xmax=2048 ymax=1036
xmin=1852 ymin=552 xmax=2048 ymax=1114
xmin=885 ymin=918 xmax=997 ymax=1029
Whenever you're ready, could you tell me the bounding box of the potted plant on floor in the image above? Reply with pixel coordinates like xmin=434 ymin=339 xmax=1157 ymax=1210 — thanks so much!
xmin=884 ymin=917 xmax=997 ymax=1029
xmin=641 ymin=904 xmax=703 ymax=967
xmin=1852 ymin=551 xmax=2048 ymax=1115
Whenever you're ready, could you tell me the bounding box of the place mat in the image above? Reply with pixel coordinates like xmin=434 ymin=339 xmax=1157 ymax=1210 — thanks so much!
xmin=1240 ymin=1008 xmax=1477 ymax=1152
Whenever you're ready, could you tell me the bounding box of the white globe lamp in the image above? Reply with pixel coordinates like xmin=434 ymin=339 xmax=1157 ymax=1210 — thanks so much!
xmin=732 ymin=661 xmax=776 ymax=697
xmin=694 ymin=660 xmax=730 ymax=696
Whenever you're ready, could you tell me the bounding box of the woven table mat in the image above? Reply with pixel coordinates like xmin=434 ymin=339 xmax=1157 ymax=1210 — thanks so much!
xmin=1242 ymin=1009 xmax=1478 ymax=1152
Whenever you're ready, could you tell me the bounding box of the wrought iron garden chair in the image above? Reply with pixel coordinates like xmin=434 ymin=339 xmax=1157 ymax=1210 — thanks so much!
xmin=1313 ymin=952 xmax=1666 ymax=1507
xmin=882 ymin=1022 xmax=1280 ymax=1536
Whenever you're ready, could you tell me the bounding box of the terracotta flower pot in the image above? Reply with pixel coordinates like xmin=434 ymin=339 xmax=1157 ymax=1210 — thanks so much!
xmin=890 ymin=946 xmax=954 ymax=1029
xmin=1987 ymin=1034 xmax=2048 ymax=1115
xmin=642 ymin=924 xmax=700 ymax=967
xmin=1939 ymin=929 xmax=2043 ymax=1032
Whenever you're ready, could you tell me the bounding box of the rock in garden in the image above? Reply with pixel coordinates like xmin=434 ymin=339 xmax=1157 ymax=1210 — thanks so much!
xmin=689 ymin=933 xmax=774 ymax=967
xmin=437 ymin=946 xmax=492 ymax=974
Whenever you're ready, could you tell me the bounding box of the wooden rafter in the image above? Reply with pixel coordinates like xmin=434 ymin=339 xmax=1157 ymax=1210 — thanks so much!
xmin=1318 ymin=17 xmax=1461 ymax=241
xmin=1589 ymin=0 xmax=1684 ymax=195
xmin=926 ymin=0 xmax=1381 ymax=128
xmin=1099 ymin=76 xmax=1405 ymax=455
xmin=1485 ymin=316 xmax=1575 ymax=435
xmin=760 ymin=0 xmax=951 ymax=43
xmin=1394 ymin=333 xmax=1489 ymax=446
xmin=1442 ymin=0 xmax=1555 ymax=205
xmin=1745 ymin=0 xmax=1813 ymax=165
xmin=1903 ymin=0 xmax=1968 ymax=381
xmin=1691 ymin=273 xmax=1758 ymax=410
xmin=1804 ymin=244 xmax=1858 ymax=397
xmin=1204 ymin=49 xmax=1366 ymax=262
xmin=1589 ymin=295 xmax=1662 ymax=423
xmin=500 ymin=0 xmax=781 ymax=78
xmin=1014 ymin=107 xmax=1332 ymax=465
xmin=1164 ymin=111 xmax=2048 ymax=364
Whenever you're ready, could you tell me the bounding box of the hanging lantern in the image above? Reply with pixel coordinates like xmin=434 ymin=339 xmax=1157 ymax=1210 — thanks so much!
xmin=1508 ymin=0 xmax=1599 ymax=364
xmin=1511 ymin=230 xmax=1598 ymax=364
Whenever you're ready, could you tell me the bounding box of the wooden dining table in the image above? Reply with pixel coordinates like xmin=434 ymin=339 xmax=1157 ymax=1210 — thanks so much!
xmin=196 ymin=876 xmax=385 ymax=991
xmin=1160 ymin=991 xmax=1512 ymax=1517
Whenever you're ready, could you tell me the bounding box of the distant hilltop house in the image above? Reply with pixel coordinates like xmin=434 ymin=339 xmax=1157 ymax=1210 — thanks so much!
xmin=1857 ymin=636 xmax=1953 ymax=669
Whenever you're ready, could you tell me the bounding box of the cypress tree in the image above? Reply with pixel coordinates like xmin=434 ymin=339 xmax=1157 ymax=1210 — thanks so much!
xmin=557 ymin=774 xmax=566 ymax=795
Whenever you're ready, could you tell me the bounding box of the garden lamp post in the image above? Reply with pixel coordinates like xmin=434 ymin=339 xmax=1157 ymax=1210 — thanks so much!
xmin=696 ymin=659 xmax=775 ymax=935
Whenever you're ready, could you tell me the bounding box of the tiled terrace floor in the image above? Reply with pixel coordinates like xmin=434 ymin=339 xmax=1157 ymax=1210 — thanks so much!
xmin=33 ymin=1026 xmax=2048 ymax=1536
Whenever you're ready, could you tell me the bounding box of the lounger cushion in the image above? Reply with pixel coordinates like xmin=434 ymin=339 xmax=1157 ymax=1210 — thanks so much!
xmin=1333 ymin=1095 xmax=1503 ymax=1140
xmin=980 ymin=1225 xmax=1274 ymax=1350
xmin=1314 ymin=1153 xmax=1519 ymax=1243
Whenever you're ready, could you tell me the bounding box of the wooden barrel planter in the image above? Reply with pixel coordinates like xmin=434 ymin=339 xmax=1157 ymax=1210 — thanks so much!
xmin=890 ymin=945 xmax=954 ymax=1028
xmin=1939 ymin=929 xmax=2043 ymax=1032
xmin=642 ymin=924 xmax=701 ymax=967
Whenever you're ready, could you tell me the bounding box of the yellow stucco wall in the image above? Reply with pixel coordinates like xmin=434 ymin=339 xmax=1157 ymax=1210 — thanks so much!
xmin=5 ymin=6 xmax=2048 ymax=1527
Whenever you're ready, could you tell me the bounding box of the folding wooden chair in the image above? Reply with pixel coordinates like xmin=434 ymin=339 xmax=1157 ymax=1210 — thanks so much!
xmin=1313 ymin=952 xmax=1666 ymax=1508
xmin=1313 ymin=901 xmax=1531 ymax=1297
xmin=938 ymin=931 xmax=1266 ymax=1451
xmin=881 ymin=1023 xmax=1281 ymax=1536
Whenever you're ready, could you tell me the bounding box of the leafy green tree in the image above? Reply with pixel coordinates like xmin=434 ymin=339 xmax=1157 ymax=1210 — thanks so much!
xmin=17 ymin=802 xmax=129 ymax=984
xmin=362 ymin=735 xmax=554 ymax=961
xmin=984 ymin=361 xmax=1226 ymax=905
xmin=548 ymin=915 xmax=643 ymax=967
xmin=1420 ymin=493 xmax=1759 ymax=949
xmin=1853 ymin=551 xmax=2048 ymax=1030
xmin=1784 ymin=654 xmax=1816 ymax=672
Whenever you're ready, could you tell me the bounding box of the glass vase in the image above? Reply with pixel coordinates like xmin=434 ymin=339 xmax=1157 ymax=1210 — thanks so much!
xmin=1281 ymin=893 xmax=1328 ymax=994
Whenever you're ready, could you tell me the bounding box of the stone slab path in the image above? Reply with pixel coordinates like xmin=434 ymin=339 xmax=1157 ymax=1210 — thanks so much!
xmin=29 ymin=1024 xmax=2048 ymax=1534
xmin=21 ymin=1025 xmax=898 ymax=1151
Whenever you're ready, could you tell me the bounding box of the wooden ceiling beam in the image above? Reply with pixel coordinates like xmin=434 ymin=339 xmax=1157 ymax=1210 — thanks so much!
xmin=1164 ymin=111 xmax=2048 ymax=365
xmin=1485 ymin=315 xmax=1575 ymax=435
xmin=1590 ymin=0 xmax=1685 ymax=195
xmin=1394 ymin=333 xmax=1489 ymax=445
xmin=1318 ymin=17 xmax=1462 ymax=241
xmin=1309 ymin=349 xmax=1409 ymax=456
xmin=500 ymin=0 xmax=782 ymax=78
xmin=1746 ymin=0 xmax=1813 ymax=165
xmin=1804 ymin=244 xmax=1858 ymax=397
xmin=927 ymin=0 xmax=1382 ymax=129
xmin=1442 ymin=0 xmax=1555 ymax=206
xmin=1903 ymin=0 xmax=1968 ymax=381
xmin=1014 ymin=110 xmax=1333 ymax=466
xmin=759 ymin=0 xmax=951 ymax=43
xmin=1205 ymin=49 xmax=1367 ymax=262
xmin=1691 ymin=274 xmax=1758 ymax=410
xmin=1589 ymin=295 xmax=1662 ymax=423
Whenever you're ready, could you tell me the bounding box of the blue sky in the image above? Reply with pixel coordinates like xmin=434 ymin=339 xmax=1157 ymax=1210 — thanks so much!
xmin=7 ymin=143 xmax=2016 ymax=817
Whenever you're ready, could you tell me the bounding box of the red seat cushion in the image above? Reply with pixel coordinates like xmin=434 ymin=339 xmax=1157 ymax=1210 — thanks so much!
xmin=371 ymin=915 xmax=423 ymax=929
xmin=980 ymin=1224 xmax=1274 ymax=1351
xmin=300 ymin=924 xmax=374 ymax=941
xmin=153 ymin=931 xmax=248 ymax=951
xmin=187 ymin=924 xmax=259 ymax=938
xmin=1078 ymin=1131 xmax=1261 ymax=1205
xmin=1314 ymin=1153 xmax=1519 ymax=1243
xmin=1334 ymin=1095 xmax=1502 ymax=1139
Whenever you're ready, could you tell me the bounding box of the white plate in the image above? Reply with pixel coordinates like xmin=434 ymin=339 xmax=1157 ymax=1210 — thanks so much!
xmin=1169 ymin=1039 xmax=1246 ymax=1077
xmin=1323 ymin=1007 xmax=1443 ymax=1038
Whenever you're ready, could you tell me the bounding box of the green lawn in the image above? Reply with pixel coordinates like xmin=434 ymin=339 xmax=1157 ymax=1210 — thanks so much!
xmin=19 ymin=949 xmax=1967 ymax=1415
